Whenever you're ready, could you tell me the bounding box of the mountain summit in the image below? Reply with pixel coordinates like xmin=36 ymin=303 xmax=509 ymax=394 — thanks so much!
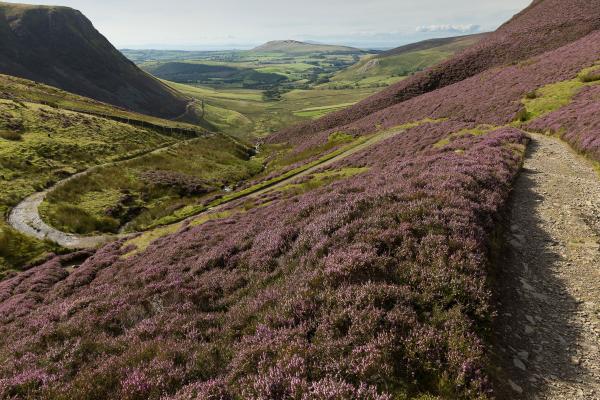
xmin=0 ymin=2 xmax=189 ymax=118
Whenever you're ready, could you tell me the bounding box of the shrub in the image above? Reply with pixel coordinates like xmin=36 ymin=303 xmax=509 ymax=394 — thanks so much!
xmin=5 ymin=118 xmax=24 ymax=132
xmin=140 ymin=170 xmax=213 ymax=196
xmin=525 ymin=90 xmax=538 ymax=99
xmin=579 ymin=69 xmax=600 ymax=83
xmin=0 ymin=130 xmax=22 ymax=141
xmin=45 ymin=204 xmax=120 ymax=234
xmin=514 ymin=108 xmax=530 ymax=122
xmin=0 ymin=224 xmax=52 ymax=276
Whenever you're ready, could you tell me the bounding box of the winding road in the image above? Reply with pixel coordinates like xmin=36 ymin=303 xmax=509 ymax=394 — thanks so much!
xmin=8 ymin=127 xmax=406 ymax=249
xmin=7 ymin=137 xmax=209 ymax=249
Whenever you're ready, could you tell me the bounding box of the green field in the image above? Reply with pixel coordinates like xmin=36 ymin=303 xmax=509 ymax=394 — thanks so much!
xmin=127 ymin=46 xmax=366 ymax=91
xmin=167 ymin=81 xmax=378 ymax=138
xmin=292 ymin=102 xmax=357 ymax=118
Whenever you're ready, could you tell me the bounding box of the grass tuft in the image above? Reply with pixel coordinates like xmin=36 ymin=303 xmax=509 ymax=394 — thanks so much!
xmin=433 ymin=125 xmax=496 ymax=148
xmin=522 ymin=62 xmax=600 ymax=121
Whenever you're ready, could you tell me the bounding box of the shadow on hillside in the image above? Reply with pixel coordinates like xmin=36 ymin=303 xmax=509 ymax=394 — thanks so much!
xmin=490 ymin=138 xmax=584 ymax=399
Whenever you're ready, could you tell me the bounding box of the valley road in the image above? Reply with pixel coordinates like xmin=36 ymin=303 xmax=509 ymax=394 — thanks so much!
xmin=7 ymin=138 xmax=208 ymax=249
xmin=8 ymin=127 xmax=405 ymax=249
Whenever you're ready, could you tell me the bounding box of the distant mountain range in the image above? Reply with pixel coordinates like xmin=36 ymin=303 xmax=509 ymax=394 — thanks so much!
xmin=0 ymin=2 xmax=189 ymax=118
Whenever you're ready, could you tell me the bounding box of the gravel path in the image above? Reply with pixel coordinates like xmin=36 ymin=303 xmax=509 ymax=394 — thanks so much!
xmin=494 ymin=132 xmax=600 ymax=399
xmin=8 ymin=189 xmax=114 ymax=249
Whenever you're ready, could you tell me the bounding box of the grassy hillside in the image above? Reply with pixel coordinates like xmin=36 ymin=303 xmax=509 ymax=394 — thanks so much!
xmin=39 ymin=134 xmax=262 ymax=235
xmin=0 ymin=2 xmax=190 ymax=118
xmin=252 ymin=40 xmax=362 ymax=54
xmin=329 ymin=34 xmax=487 ymax=88
xmin=0 ymin=74 xmax=202 ymax=130
xmin=0 ymin=73 xmax=257 ymax=277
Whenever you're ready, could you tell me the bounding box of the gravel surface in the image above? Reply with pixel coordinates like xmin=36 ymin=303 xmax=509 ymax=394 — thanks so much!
xmin=495 ymin=133 xmax=600 ymax=399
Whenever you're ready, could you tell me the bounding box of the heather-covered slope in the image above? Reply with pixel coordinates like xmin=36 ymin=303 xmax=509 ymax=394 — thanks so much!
xmin=0 ymin=2 xmax=189 ymax=118
xmin=269 ymin=0 xmax=600 ymax=145
xmin=2 ymin=2 xmax=600 ymax=399
xmin=0 ymin=122 xmax=526 ymax=399
xmin=285 ymin=29 xmax=600 ymax=153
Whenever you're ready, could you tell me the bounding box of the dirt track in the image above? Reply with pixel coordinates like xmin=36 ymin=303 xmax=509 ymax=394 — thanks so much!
xmin=495 ymin=133 xmax=600 ymax=399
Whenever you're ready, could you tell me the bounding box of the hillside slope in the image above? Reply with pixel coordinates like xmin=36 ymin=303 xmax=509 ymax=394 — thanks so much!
xmin=378 ymin=34 xmax=487 ymax=58
xmin=269 ymin=0 xmax=600 ymax=145
xmin=252 ymin=40 xmax=361 ymax=54
xmin=0 ymin=2 xmax=189 ymax=118
xmin=330 ymin=33 xmax=486 ymax=87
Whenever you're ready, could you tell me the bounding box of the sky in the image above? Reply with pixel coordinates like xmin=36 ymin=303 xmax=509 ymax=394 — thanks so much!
xmin=5 ymin=0 xmax=533 ymax=50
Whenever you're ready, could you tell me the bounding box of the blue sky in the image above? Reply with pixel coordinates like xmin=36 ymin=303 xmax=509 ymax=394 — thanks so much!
xmin=6 ymin=0 xmax=532 ymax=49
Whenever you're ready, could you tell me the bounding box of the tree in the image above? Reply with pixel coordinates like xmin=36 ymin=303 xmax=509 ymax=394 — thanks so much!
xmin=263 ymin=87 xmax=283 ymax=102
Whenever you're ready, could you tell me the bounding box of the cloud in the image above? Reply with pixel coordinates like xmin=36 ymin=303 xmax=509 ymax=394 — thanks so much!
xmin=416 ymin=24 xmax=481 ymax=33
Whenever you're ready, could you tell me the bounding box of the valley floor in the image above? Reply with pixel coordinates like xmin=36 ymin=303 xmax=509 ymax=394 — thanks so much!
xmin=495 ymin=133 xmax=600 ymax=399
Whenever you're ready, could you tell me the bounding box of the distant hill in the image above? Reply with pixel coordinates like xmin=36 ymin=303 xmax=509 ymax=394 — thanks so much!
xmin=331 ymin=33 xmax=487 ymax=87
xmin=271 ymin=0 xmax=600 ymax=144
xmin=252 ymin=40 xmax=362 ymax=54
xmin=0 ymin=2 xmax=189 ymax=118
xmin=379 ymin=33 xmax=488 ymax=58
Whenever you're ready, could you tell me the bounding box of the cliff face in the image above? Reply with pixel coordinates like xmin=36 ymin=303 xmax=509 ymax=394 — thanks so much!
xmin=0 ymin=2 xmax=189 ymax=118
